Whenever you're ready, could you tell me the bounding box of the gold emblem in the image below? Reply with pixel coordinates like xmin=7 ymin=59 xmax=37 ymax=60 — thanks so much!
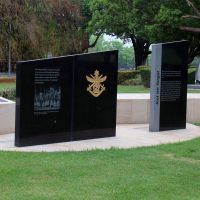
xmin=86 ymin=70 xmax=107 ymax=97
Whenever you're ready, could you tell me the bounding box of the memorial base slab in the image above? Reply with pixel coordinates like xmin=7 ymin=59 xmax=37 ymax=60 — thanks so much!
xmin=0 ymin=123 xmax=200 ymax=152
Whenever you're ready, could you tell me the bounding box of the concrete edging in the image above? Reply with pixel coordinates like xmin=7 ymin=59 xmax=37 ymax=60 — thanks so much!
xmin=117 ymin=94 xmax=200 ymax=124
xmin=0 ymin=97 xmax=15 ymax=135
xmin=0 ymin=93 xmax=200 ymax=135
xmin=0 ymin=124 xmax=199 ymax=152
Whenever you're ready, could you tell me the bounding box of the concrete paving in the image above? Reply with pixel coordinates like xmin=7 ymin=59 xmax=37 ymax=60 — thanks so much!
xmin=117 ymin=93 xmax=200 ymax=99
xmin=0 ymin=123 xmax=200 ymax=152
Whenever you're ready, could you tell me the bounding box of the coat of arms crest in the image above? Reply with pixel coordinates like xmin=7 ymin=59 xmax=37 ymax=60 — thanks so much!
xmin=86 ymin=70 xmax=107 ymax=97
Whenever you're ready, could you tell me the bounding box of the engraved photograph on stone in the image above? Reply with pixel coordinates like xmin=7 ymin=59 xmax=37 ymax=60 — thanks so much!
xmin=15 ymin=57 xmax=73 ymax=147
xmin=34 ymin=68 xmax=61 ymax=114
xmin=34 ymin=86 xmax=61 ymax=112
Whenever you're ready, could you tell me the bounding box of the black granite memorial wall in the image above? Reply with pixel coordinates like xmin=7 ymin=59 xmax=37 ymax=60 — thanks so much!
xmin=15 ymin=51 xmax=118 ymax=147
xmin=149 ymin=41 xmax=189 ymax=132
xmin=73 ymin=52 xmax=118 ymax=140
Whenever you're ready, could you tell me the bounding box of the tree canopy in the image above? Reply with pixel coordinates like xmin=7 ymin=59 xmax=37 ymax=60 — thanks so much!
xmin=90 ymin=35 xmax=134 ymax=69
xmin=144 ymin=0 xmax=200 ymax=63
xmin=1 ymin=0 xmax=200 ymax=73
xmin=88 ymin=0 xmax=156 ymax=68
xmin=181 ymin=0 xmax=200 ymax=33
xmin=0 ymin=0 xmax=93 ymax=73
xmin=87 ymin=0 xmax=200 ymax=66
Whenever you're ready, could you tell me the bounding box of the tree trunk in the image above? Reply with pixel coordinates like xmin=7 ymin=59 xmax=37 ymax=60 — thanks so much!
xmin=188 ymin=39 xmax=200 ymax=64
xmin=8 ymin=39 xmax=11 ymax=76
xmin=8 ymin=23 xmax=12 ymax=76
xmin=130 ymin=35 xmax=151 ymax=70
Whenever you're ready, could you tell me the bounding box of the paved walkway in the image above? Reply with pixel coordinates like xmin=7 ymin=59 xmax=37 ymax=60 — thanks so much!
xmin=117 ymin=93 xmax=200 ymax=99
xmin=188 ymin=84 xmax=200 ymax=89
xmin=0 ymin=124 xmax=200 ymax=152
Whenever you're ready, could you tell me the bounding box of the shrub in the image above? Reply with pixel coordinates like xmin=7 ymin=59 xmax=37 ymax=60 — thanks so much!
xmin=139 ymin=65 xmax=196 ymax=88
xmin=118 ymin=70 xmax=140 ymax=85
xmin=139 ymin=66 xmax=151 ymax=88
xmin=0 ymin=88 xmax=16 ymax=101
xmin=188 ymin=66 xmax=196 ymax=84
xmin=122 ymin=75 xmax=142 ymax=86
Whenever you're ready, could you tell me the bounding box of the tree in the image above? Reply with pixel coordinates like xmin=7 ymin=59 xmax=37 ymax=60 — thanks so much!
xmin=0 ymin=0 xmax=42 ymax=74
xmin=144 ymin=0 xmax=200 ymax=63
xmin=87 ymin=0 xmax=162 ymax=69
xmin=29 ymin=0 xmax=100 ymax=56
xmin=0 ymin=0 xmax=26 ymax=75
xmin=89 ymin=35 xmax=135 ymax=69
xmin=88 ymin=0 xmax=200 ymax=66
xmin=0 ymin=0 xmax=97 ymax=74
xmin=181 ymin=0 xmax=200 ymax=33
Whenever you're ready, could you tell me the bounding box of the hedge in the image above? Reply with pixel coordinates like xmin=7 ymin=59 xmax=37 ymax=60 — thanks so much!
xmin=0 ymin=88 xmax=16 ymax=101
xmin=139 ymin=66 xmax=151 ymax=88
xmin=121 ymin=77 xmax=142 ymax=86
xmin=188 ymin=66 xmax=196 ymax=84
xmin=118 ymin=70 xmax=140 ymax=85
xmin=139 ymin=65 xmax=196 ymax=88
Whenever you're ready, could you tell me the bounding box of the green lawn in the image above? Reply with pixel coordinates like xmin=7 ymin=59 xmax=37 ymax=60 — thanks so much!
xmin=0 ymin=83 xmax=15 ymax=90
xmin=0 ymin=83 xmax=200 ymax=94
xmin=117 ymin=85 xmax=200 ymax=93
xmin=1 ymin=139 xmax=200 ymax=199
xmin=188 ymin=89 xmax=200 ymax=93
xmin=118 ymin=85 xmax=150 ymax=93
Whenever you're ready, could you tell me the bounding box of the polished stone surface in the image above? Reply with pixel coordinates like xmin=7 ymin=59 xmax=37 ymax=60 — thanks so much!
xmin=15 ymin=57 xmax=73 ymax=146
xmin=72 ymin=51 xmax=118 ymax=140
xmin=150 ymin=41 xmax=189 ymax=131
xmin=1 ymin=123 xmax=200 ymax=152
xmin=15 ymin=51 xmax=118 ymax=147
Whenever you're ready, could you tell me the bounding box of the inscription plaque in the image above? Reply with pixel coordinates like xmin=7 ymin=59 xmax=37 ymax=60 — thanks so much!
xmin=149 ymin=41 xmax=189 ymax=131
xmin=15 ymin=51 xmax=118 ymax=147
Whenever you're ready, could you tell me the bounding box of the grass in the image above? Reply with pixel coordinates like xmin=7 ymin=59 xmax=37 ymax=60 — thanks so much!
xmin=0 ymin=83 xmax=15 ymax=90
xmin=117 ymin=85 xmax=200 ymax=93
xmin=0 ymin=82 xmax=200 ymax=199
xmin=0 ymin=83 xmax=200 ymax=94
xmin=118 ymin=85 xmax=150 ymax=93
xmin=188 ymin=89 xmax=200 ymax=93
xmin=1 ymin=138 xmax=200 ymax=199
